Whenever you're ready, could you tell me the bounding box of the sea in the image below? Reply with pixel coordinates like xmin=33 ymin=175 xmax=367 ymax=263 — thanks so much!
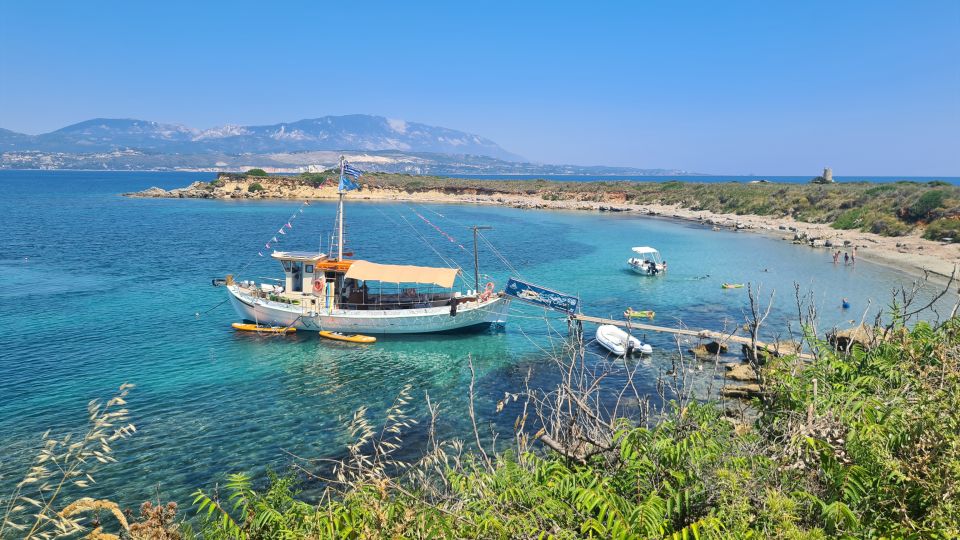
xmin=0 ymin=170 xmax=955 ymax=509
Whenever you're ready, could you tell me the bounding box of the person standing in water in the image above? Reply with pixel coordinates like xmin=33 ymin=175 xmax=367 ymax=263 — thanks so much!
xmin=833 ymin=250 xmax=840 ymax=264
xmin=844 ymin=252 xmax=850 ymax=264
xmin=851 ymin=246 xmax=857 ymax=264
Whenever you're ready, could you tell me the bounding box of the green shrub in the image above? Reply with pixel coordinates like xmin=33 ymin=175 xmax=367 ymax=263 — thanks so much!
xmin=404 ymin=180 xmax=426 ymax=192
xmin=868 ymin=214 xmax=911 ymax=236
xmin=923 ymin=218 xmax=960 ymax=242
xmin=831 ymin=208 xmax=867 ymax=230
xmin=864 ymin=184 xmax=896 ymax=196
xmin=245 ymin=168 xmax=269 ymax=177
xmin=248 ymin=182 xmax=265 ymax=193
xmin=907 ymin=190 xmax=948 ymax=222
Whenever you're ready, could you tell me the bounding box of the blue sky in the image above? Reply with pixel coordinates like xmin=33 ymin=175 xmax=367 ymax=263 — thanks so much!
xmin=1 ymin=1 xmax=957 ymax=174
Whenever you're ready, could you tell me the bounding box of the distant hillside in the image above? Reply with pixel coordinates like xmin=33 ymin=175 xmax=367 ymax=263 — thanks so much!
xmin=0 ymin=148 xmax=689 ymax=176
xmin=0 ymin=115 xmax=522 ymax=161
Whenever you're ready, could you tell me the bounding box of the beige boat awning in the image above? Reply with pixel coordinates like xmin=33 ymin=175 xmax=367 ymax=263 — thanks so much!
xmin=344 ymin=260 xmax=460 ymax=288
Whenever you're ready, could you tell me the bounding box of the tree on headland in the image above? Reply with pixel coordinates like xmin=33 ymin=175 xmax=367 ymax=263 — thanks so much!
xmin=245 ymin=168 xmax=269 ymax=177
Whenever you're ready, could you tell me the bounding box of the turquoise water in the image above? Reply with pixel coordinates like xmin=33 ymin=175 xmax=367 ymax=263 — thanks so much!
xmin=0 ymin=171 xmax=953 ymax=508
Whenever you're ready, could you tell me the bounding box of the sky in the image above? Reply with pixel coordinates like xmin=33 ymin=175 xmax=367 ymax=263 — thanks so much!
xmin=1 ymin=1 xmax=958 ymax=175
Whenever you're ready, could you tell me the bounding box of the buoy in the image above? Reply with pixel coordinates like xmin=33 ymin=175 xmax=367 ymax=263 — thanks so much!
xmin=624 ymin=308 xmax=655 ymax=319
xmin=232 ymin=322 xmax=296 ymax=334
xmin=842 ymin=298 xmax=851 ymax=309
xmin=319 ymin=330 xmax=376 ymax=344
xmin=722 ymin=283 xmax=744 ymax=289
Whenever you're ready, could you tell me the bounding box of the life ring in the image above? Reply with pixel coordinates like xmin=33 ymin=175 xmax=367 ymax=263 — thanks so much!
xmin=313 ymin=277 xmax=326 ymax=295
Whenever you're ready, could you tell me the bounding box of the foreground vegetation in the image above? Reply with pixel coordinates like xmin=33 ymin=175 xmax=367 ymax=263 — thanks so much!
xmin=4 ymin=298 xmax=958 ymax=538
xmin=229 ymin=171 xmax=960 ymax=240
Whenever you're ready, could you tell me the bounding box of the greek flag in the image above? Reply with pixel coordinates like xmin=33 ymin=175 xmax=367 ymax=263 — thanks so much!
xmin=343 ymin=163 xmax=363 ymax=179
xmin=338 ymin=162 xmax=364 ymax=192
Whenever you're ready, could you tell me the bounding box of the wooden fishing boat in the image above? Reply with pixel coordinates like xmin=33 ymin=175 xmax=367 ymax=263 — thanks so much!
xmin=222 ymin=157 xmax=511 ymax=334
xmin=319 ymin=331 xmax=376 ymax=344
xmin=231 ymin=322 xmax=296 ymax=334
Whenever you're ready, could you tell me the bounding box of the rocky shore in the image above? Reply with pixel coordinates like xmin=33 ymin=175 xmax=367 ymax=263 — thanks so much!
xmin=125 ymin=174 xmax=960 ymax=280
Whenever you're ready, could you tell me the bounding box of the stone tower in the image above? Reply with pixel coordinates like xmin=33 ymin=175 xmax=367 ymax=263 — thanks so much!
xmin=823 ymin=167 xmax=833 ymax=182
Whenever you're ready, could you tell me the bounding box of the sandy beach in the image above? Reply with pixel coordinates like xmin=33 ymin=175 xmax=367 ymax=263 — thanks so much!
xmin=128 ymin=178 xmax=960 ymax=283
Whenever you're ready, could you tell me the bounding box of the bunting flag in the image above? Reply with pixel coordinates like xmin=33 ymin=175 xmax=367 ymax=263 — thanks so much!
xmin=247 ymin=200 xmax=313 ymax=264
xmin=412 ymin=209 xmax=467 ymax=251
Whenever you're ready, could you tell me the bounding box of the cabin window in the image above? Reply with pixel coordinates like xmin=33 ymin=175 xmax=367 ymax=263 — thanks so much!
xmin=281 ymin=260 xmax=293 ymax=273
xmin=305 ymin=264 xmax=314 ymax=274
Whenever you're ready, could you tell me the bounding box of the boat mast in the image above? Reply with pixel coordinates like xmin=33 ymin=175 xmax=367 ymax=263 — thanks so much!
xmin=471 ymin=225 xmax=492 ymax=292
xmin=337 ymin=155 xmax=345 ymax=261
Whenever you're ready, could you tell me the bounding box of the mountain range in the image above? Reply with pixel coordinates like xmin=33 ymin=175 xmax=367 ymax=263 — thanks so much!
xmin=0 ymin=115 xmax=522 ymax=161
xmin=0 ymin=115 xmax=692 ymax=176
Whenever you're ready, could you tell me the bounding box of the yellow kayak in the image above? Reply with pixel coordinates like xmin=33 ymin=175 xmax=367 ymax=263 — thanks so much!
xmin=232 ymin=322 xmax=296 ymax=334
xmin=624 ymin=309 xmax=655 ymax=319
xmin=319 ymin=331 xmax=377 ymax=344
xmin=722 ymin=283 xmax=744 ymax=289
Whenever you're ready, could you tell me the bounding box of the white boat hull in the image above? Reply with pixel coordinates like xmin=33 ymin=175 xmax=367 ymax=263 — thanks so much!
xmin=627 ymin=260 xmax=666 ymax=276
xmin=226 ymin=286 xmax=511 ymax=334
xmin=596 ymin=324 xmax=652 ymax=356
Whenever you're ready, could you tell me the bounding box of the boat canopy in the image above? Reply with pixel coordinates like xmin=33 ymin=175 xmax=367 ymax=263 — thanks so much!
xmin=631 ymin=246 xmax=659 ymax=255
xmin=344 ymin=260 xmax=460 ymax=288
xmin=270 ymin=251 xmax=329 ymax=263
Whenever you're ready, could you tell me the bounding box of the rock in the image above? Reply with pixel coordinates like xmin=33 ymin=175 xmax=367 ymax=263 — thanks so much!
xmin=827 ymin=324 xmax=883 ymax=352
xmin=824 ymin=239 xmax=834 ymax=247
xmin=725 ymin=363 xmax=758 ymax=382
xmin=691 ymin=340 xmax=731 ymax=358
xmin=810 ymin=238 xmax=825 ymax=248
xmin=778 ymin=225 xmax=788 ymax=230
xmin=721 ymin=384 xmax=762 ymax=399
xmin=793 ymin=231 xmax=808 ymax=241
xmin=134 ymin=186 xmax=169 ymax=197
xmin=742 ymin=341 xmax=801 ymax=363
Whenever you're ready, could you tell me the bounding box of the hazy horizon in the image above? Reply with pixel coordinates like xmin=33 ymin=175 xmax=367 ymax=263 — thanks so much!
xmin=1 ymin=1 xmax=957 ymax=175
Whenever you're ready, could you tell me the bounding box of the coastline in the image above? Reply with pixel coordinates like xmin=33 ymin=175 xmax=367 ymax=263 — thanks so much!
xmin=125 ymin=177 xmax=960 ymax=283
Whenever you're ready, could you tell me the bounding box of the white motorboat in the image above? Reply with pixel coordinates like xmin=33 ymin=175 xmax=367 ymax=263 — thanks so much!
xmin=627 ymin=246 xmax=666 ymax=275
xmin=221 ymin=157 xmax=511 ymax=334
xmin=595 ymin=324 xmax=653 ymax=356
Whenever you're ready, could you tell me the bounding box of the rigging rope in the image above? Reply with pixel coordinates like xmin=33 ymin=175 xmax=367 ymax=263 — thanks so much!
xmin=478 ymin=231 xmax=525 ymax=279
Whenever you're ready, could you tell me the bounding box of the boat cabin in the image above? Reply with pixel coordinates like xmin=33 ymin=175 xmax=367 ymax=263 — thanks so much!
xmin=267 ymin=251 xmax=466 ymax=311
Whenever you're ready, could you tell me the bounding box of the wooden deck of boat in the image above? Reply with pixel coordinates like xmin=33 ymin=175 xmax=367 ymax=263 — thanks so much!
xmin=572 ymin=314 xmax=815 ymax=361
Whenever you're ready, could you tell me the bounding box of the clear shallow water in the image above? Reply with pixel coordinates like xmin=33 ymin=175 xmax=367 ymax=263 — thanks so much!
xmin=0 ymin=170 xmax=954 ymax=507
